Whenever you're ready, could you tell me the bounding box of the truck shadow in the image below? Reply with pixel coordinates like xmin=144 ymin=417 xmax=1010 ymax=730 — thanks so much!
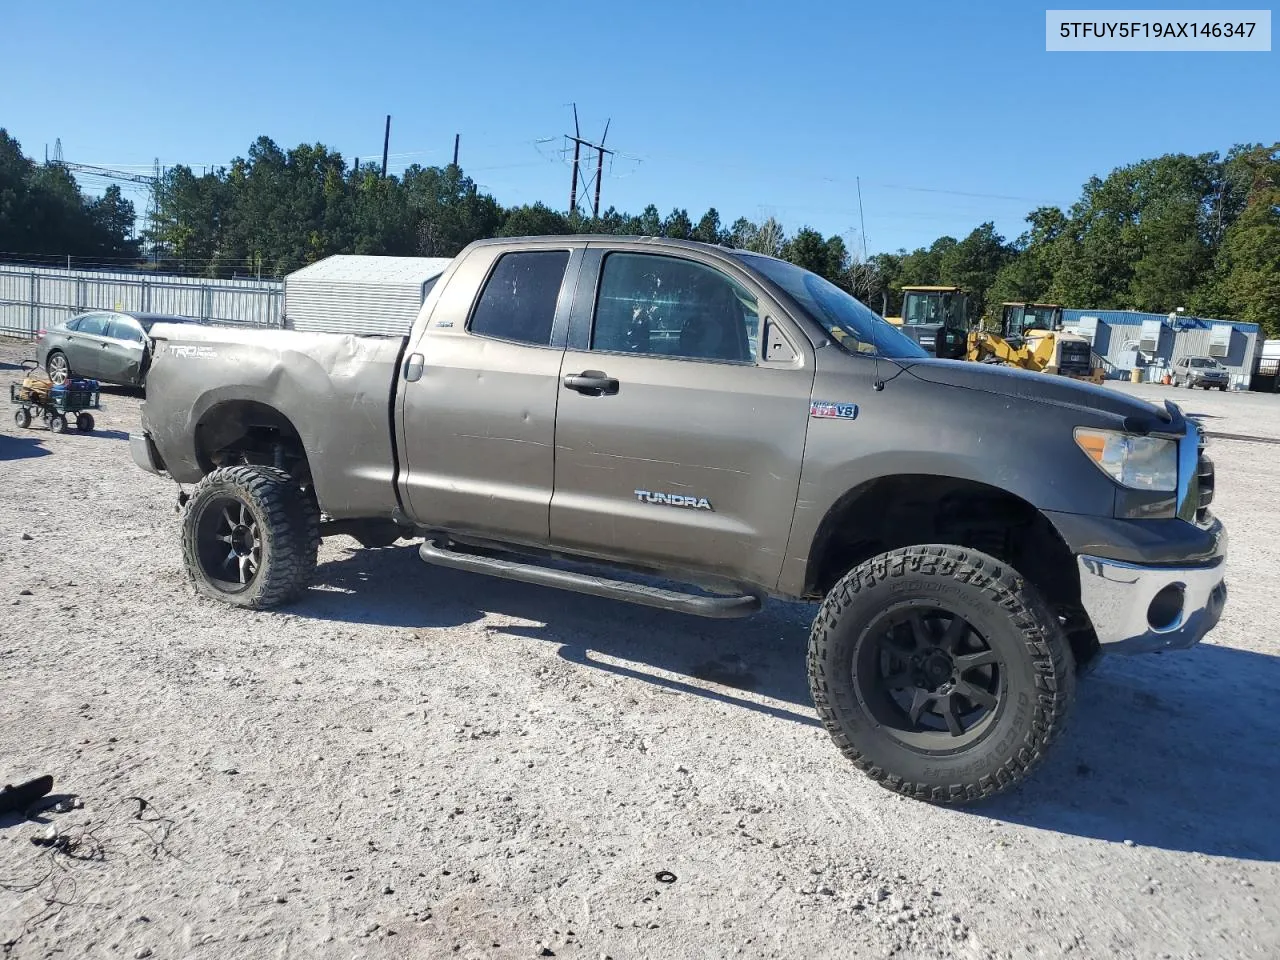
xmin=301 ymin=543 xmax=821 ymax=727
xmin=299 ymin=544 xmax=1280 ymax=861
xmin=980 ymin=644 xmax=1280 ymax=862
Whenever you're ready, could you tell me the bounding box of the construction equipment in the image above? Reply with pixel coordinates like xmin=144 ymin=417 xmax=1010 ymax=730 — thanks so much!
xmin=884 ymin=286 xmax=970 ymax=359
xmin=971 ymin=302 xmax=1095 ymax=378
xmin=886 ymin=287 xmax=1095 ymax=377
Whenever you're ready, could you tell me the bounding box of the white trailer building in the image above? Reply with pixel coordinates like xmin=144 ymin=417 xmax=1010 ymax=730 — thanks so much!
xmin=282 ymin=255 xmax=453 ymax=337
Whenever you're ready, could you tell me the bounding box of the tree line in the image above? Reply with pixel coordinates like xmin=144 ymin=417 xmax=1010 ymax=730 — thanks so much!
xmin=0 ymin=130 xmax=141 ymax=263
xmin=2 ymin=128 xmax=1276 ymax=335
xmin=871 ymin=143 xmax=1279 ymax=335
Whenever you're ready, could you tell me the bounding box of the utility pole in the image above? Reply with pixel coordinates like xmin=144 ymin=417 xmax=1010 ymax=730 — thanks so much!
xmin=453 ymin=134 xmax=460 ymax=167
xmin=569 ymin=104 xmax=581 ymax=215
xmin=593 ymin=119 xmax=610 ymax=219
xmin=564 ymin=105 xmax=614 ymax=220
xmin=381 ymin=114 xmax=391 ymax=178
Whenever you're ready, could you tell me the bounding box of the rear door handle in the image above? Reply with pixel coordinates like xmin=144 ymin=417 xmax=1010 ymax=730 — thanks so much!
xmin=563 ymin=370 xmax=619 ymax=396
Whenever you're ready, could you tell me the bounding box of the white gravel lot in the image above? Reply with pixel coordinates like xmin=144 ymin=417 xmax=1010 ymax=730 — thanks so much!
xmin=1 ymin=336 xmax=1278 ymax=960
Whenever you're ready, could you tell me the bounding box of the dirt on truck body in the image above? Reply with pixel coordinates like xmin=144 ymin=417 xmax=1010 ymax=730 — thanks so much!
xmin=130 ymin=235 xmax=1228 ymax=803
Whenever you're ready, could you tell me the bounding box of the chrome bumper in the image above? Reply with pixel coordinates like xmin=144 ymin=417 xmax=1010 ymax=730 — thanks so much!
xmin=129 ymin=431 xmax=163 ymax=475
xmin=1077 ymin=528 xmax=1228 ymax=655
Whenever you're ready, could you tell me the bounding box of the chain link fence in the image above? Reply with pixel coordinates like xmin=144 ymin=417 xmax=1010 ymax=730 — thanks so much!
xmin=0 ymin=263 xmax=283 ymax=339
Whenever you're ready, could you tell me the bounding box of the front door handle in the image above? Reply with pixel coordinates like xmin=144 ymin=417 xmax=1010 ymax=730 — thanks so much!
xmin=563 ymin=370 xmax=619 ymax=396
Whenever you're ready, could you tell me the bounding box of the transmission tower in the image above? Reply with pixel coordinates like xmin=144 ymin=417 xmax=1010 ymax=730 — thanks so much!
xmin=565 ymin=104 xmax=614 ymax=220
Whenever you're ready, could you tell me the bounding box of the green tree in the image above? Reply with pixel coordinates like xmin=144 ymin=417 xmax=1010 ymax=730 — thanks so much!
xmin=637 ymin=204 xmax=662 ymax=237
xmin=662 ymin=207 xmax=693 ymax=239
xmin=500 ymin=202 xmax=570 ymax=237
xmin=692 ymin=207 xmax=727 ymax=245
xmin=1211 ymin=143 xmax=1280 ymax=335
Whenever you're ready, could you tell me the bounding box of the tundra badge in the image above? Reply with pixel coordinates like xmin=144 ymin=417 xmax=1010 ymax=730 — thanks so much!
xmin=634 ymin=489 xmax=714 ymax=511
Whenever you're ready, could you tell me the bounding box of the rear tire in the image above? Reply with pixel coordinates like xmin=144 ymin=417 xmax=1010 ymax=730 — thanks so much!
xmin=180 ymin=465 xmax=320 ymax=609
xmin=807 ymin=545 xmax=1076 ymax=804
xmin=46 ymin=351 xmax=71 ymax=384
xmin=76 ymin=413 xmax=94 ymax=432
xmin=49 ymin=414 xmax=68 ymax=434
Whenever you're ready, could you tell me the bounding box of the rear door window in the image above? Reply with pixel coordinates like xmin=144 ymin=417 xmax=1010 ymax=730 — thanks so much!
xmin=468 ymin=251 xmax=571 ymax=346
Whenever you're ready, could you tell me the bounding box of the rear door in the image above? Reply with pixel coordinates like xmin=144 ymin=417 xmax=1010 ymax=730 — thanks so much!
xmin=65 ymin=312 xmax=111 ymax=377
xmin=100 ymin=314 xmax=148 ymax=384
xmin=397 ymin=245 xmax=581 ymax=546
xmin=549 ymin=246 xmax=815 ymax=590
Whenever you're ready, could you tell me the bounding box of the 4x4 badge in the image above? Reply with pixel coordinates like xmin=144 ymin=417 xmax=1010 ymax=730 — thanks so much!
xmin=811 ymin=401 xmax=858 ymax=420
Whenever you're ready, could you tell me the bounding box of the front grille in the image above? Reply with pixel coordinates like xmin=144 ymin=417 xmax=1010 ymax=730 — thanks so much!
xmin=1059 ymin=342 xmax=1092 ymax=374
xmin=1196 ymin=434 xmax=1214 ymax=523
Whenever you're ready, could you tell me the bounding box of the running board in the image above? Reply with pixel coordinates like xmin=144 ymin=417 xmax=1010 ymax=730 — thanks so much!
xmin=418 ymin=539 xmax=762 ymax=619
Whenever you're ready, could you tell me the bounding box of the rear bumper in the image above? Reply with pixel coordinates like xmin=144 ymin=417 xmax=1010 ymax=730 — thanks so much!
xmin=129 ymin=431 xmax=165 ymax=475
xmin=1077 ymin=525 xmax=1228 ymax=655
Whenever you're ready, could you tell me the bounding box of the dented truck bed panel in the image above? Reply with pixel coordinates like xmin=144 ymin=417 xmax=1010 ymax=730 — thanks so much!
xmin=139 ymin=324 xmax=407 ymax=519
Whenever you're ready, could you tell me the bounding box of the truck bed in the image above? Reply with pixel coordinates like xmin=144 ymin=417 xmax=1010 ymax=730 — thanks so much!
xmin=141 ymin=323 xmax=407 ymax=519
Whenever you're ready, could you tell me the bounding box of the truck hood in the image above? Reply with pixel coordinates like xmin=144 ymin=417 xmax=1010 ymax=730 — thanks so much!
xmin=897 ymin=357 xmax=1183 ymax=434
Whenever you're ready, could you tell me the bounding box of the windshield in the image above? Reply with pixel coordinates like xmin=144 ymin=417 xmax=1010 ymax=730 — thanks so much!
xmin=903 ymin=291 xmax=962 ymax=327
xmin=735 ymin=254 xmax=928 ymax=359
xmin=1189 ymin=358 xmax=1216 ymax=368
xmin=1024 ymin=306 xmax=1057 ymax=329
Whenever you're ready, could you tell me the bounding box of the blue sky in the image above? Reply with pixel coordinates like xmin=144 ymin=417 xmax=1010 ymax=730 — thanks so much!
xmin=1 ymin=0 xmax=1274 ymax=254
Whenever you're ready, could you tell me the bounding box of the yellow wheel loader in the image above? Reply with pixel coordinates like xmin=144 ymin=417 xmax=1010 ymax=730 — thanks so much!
xmin=970 ymin=303 xmax=1095 ymax=378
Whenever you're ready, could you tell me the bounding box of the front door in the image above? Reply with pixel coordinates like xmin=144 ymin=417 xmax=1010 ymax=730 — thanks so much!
xmin=100 ymin=314 xmax=148 ymax=384
xmin=397 ymin=245 xmax=579 ymax=546
xmin=550 ymin=248 xmax=814 ymax=591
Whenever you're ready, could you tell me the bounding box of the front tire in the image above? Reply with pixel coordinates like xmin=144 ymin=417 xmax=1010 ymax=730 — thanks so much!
xmin=181 ymin=465 xmax=320 ymax=608
xmin=808 ymin=545 xmax=1076 ymax=804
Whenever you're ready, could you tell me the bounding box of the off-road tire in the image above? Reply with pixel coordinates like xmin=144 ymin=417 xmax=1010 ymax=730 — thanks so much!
xmin=49 ymin=414 xmax=68 ymax=434
xmin=14 ymin=407 xmax=31 ymax=429
xmin=807 ymin=545 xmax=1076 ymax=804
xmin=181 ymin=465 xmax=320 ymax=609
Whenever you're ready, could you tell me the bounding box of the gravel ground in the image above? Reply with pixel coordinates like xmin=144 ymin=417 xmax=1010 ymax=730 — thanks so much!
xmin=2 ymin=336 xmax=1278 ymax=960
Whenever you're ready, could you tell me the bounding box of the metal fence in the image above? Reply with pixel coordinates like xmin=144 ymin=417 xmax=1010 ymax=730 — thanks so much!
xmin=0 ymin=263 xmax=284 ymax=339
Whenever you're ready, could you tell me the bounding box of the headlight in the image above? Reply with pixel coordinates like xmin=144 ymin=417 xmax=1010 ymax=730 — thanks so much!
xmin=1073 ymin=428 xmax=1177 ymax=491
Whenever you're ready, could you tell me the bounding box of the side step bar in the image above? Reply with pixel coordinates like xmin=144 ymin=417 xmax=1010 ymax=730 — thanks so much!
xmin=418 ymin=539 xmax=762 ymax=619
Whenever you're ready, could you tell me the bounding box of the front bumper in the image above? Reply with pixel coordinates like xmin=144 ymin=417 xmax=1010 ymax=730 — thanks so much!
xmin=1077 ymin=525 xmax=1228 ymax=655
xmin=129 ymin=431 xmax=164 ymax=476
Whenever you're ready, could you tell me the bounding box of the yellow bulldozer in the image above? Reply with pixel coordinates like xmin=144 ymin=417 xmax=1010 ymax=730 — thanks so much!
xmin=886 ymin=287 xmax=1098 ymax=378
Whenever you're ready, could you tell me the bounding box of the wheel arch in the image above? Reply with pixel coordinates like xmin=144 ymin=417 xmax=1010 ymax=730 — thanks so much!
xmin=193 ymin=398 xmax=314 ymax=488
xmin=801 ymin=472 xmax=1099 ymax=669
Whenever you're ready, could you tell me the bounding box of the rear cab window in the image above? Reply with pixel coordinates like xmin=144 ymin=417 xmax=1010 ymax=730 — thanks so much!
xmin=468 ymin=251 xmax=571 ymax=347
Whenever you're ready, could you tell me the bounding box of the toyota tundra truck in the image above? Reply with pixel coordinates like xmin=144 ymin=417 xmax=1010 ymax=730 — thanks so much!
xmin=129 ymin=235 xmax=1228 ymax=804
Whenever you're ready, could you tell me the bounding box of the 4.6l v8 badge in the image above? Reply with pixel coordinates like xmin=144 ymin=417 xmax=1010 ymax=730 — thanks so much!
xmin=810 ymin=400 xmax=858 ymax=420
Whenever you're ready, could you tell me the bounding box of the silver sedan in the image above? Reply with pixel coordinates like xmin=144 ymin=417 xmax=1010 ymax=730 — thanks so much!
xmin=36 ymin=311 xmax=200 ymax=387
